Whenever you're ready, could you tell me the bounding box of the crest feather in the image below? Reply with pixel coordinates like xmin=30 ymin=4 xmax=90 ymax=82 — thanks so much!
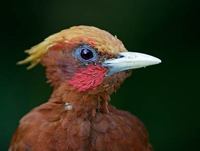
xmin=18 ymin=25 xmax=126 ymax=69
xmin=17 ymin=40 xmax=51 ymax=69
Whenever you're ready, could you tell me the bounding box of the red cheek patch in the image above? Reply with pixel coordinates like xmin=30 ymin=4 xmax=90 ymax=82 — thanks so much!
xmin=68 ymin=65 xmax=107 ymax=92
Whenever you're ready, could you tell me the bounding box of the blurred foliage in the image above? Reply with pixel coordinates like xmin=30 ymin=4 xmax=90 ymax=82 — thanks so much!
xmin=0 ymin=0 xmax=199 ymax=150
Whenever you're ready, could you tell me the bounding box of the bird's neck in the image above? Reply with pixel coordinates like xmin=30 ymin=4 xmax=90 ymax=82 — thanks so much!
xmin=49 ymin=83 xmax=111 ymax=116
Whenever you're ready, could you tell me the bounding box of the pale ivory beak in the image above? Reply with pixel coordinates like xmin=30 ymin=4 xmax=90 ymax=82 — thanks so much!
xmin=103 ymin=52 xmax=161 ymax=76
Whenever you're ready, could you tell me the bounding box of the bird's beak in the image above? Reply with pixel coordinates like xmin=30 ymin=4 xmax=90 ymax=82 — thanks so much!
xmin=103 ymin=52 xmax=161 ymax=76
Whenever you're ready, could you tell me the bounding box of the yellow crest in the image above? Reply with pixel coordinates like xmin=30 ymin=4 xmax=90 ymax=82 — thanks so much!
xmin=18 ymin=26 xmax=126 ymax=69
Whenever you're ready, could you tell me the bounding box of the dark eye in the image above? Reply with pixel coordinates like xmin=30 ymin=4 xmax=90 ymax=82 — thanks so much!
xmin=74 ymin=44 xmax=98 ymax=63
xmin=80 ymin=48 xmax=94 ymax=60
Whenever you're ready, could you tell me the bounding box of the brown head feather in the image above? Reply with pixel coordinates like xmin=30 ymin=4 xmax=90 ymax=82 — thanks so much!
xmin=18 ymin=25 xmax=126 ymax=69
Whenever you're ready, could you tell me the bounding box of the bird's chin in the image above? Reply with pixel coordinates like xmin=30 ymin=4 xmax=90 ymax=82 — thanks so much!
xmin=110 ymin=70 xmax=132 ymax=79
xmin=97 ymin=71 xmax=132 ymax=94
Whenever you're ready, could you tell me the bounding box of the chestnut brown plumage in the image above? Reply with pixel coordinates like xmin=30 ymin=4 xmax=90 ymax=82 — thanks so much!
xmin=10 ymin=26 xmax=161 ymax=151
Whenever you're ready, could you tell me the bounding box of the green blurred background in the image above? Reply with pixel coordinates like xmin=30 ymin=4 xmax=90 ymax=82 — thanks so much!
xmin=0 ymin=0 xmax=199 ymax=150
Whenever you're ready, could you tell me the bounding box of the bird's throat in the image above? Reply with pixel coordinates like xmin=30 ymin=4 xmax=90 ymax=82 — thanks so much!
xmin=50 ymin=83 xmax=111 ymax=117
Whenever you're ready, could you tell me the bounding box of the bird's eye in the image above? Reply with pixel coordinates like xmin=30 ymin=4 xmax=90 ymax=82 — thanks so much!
xmin=74 ymin=44 xmax=98 ymax=63
xmin=80 ymin=48 xmax=94 ymax=60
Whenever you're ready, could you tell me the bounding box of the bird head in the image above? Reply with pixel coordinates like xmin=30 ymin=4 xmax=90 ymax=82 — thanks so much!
xmin=19 ymin=26 xmax=161 ymax=95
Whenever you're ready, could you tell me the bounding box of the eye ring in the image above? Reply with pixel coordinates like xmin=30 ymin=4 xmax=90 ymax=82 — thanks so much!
xmin=73 ymin=44 xmax=98 ymax=63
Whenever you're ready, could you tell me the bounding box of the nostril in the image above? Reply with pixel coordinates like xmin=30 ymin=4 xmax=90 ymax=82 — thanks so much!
xmin=117 ymin=54 xmax=124 ymax=58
